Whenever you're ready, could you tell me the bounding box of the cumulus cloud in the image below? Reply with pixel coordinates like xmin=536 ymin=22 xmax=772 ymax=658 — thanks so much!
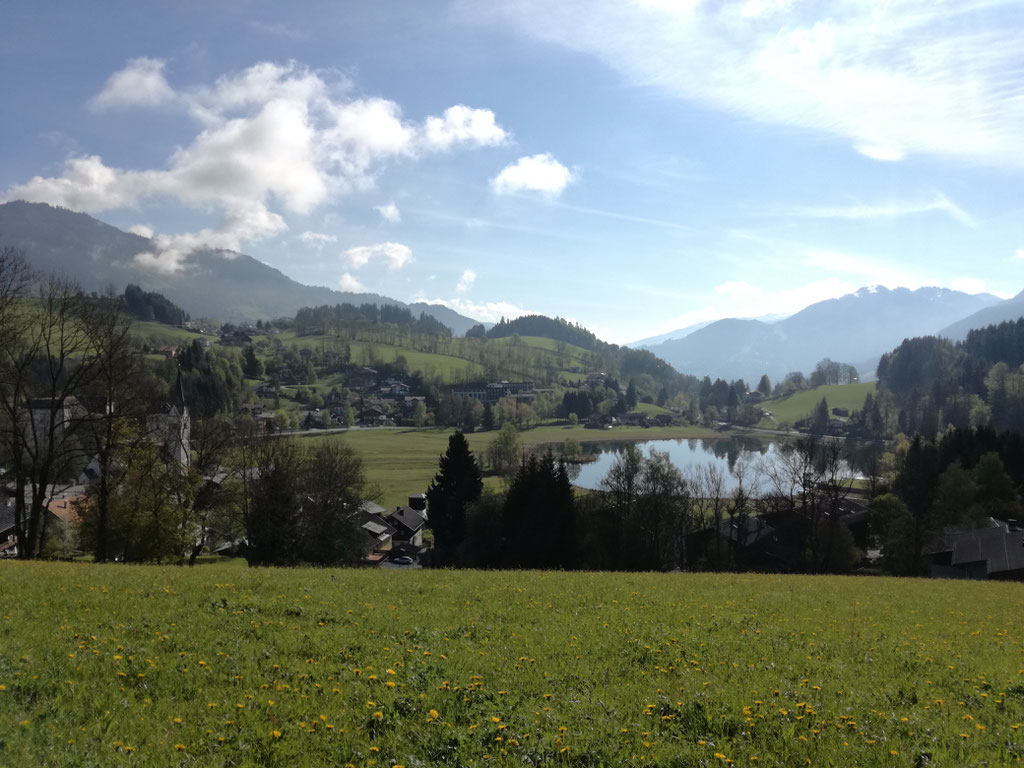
xmin=338 ymin=272 xmax=367 ymax=292
xmin=344 ymin=242 xmax=412 ymax=270
xmin=128 ymin=224 xmax=154 ymax=238
xmin=950 ymin=277 xmax=989 ymax=295
xmin=4 ymin=59 xmax=508 ymax=272
xmin=423 ymin=105 xmax=508 ymax=150
xmin=374 ymin=202 xmax=401 ymax=222
xmin=90 ymin=57 xmax=177 ymax=110
xmin=469 ymin=1 xmax=1024 ymax=168
xmin=456 ymin=269 xmax=476 ymax=293
xmin=491 ymin=153 xmax=574 ymax=196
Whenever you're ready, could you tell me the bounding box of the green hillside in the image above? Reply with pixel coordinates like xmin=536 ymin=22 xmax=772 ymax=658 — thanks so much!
xmin=763 ymin=382 xmax=877 ymax=426
xmin=2 ymin=562 xmax=1021 ymax=767
xmin=269 ymin=330 xmax=594 ymax=385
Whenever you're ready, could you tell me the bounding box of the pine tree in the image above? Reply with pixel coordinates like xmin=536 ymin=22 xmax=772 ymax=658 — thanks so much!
xmin=426 ymin=431 xmax=483 ymax=566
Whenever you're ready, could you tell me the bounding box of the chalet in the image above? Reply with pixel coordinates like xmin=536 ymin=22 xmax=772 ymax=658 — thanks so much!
xmin=239 ymin=402 xmax=264 ymax=416
xmin=391 ymin=505 xmax=427 ymax=547
xmin=586 ymin=372 xmax=608 ymax=388
xmin=926 ymin=518 xmax=1024 ymax=580
xmin=350 ymin=367 xmax=378 ymax=392
xmin=359 ymin=406 xmax=390 ymax=426
xmin=832 ymin=407 xmax=850 ymax=417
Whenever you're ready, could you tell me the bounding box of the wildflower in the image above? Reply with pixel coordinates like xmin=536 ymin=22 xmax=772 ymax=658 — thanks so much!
xmin=174 ymin=744 xmax=186 ymax=751
xmin=271 ymin=730 xmax=281 ymax=738
xmin=373 ymin=711 xmax=384 ymax=719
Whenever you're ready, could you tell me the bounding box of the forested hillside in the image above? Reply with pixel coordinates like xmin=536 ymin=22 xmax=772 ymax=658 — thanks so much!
xmin=870 ymin=318 xmax=1024 ymax=437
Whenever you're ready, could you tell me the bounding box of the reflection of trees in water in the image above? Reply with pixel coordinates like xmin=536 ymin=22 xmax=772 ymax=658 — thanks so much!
xmin=565 ymin=462 xmax=582 ymax=483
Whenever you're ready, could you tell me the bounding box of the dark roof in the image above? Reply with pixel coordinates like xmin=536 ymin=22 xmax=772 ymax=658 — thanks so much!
xmin=950 ymin=522 xmax=1024 ymax=576
xmin=391 ymin=506 xmax=427 ymax=534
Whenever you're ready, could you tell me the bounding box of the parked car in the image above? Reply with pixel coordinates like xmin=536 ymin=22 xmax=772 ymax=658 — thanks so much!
xmin=391 ymin=555 xmax=414 ymax=565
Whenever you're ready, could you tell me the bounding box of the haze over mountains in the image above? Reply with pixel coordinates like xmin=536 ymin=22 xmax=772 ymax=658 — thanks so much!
xmin=2 ymin=201 xmax=1022 ymax=383
xmin=640 ymin=286 xmax=1016 ymax=383
xmin=0 ymin=202 xmax=483 ymax=335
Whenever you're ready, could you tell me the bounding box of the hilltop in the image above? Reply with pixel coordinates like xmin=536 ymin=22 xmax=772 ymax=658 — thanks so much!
xmin=0 ymin=201 xmax=483 ymax=333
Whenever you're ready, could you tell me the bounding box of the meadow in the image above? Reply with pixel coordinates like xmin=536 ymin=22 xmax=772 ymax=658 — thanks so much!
xmin=1 ymin=563 xmax=1022 ymax=767
xmin=761 ymin=382 xmax=877 ymax=428
xmin=302 ymin=425 xmax=719 ymax=508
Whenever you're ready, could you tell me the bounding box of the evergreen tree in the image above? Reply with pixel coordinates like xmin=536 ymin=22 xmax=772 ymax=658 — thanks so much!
xmin=501 ymin=452 xmax=575 ymax=569
xmin=242 ymin=345 xmax=264 ymax=379
xmin=425 ymin=431 xmax=483 ymax=566
xmin=482 ymin=402 xmax=494 ymax=431
xmin=757 ymin=374 xmax=772 ymax=397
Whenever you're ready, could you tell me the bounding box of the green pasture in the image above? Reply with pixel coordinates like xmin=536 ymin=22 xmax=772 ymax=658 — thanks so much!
xmin=762 ymin=382 xmax=877 ymax=427
xmin=131 ymin=322 xmax=208 ymax=348
xmin=302 ymin=424 xmax=717 ymax=507
xmin=2 ymin=563 xmax=1022 ymax=767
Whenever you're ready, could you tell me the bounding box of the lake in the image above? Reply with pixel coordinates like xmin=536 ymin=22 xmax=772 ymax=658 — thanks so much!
xmin=568 ymin=436 xmax=795 ymax=495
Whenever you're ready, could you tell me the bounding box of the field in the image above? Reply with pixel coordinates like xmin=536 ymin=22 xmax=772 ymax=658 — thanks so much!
xmin=762 ymin=382 xmax=877 ymax=427
xmin=303 ymin=425 xmax=719 ymax=508
xmin=2 ymin=563 xmax=1023 ymax=767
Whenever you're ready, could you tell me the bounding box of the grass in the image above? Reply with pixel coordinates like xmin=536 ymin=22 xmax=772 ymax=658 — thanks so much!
xmin=301 ymin=424 xmax=718 ymax=508
xmin=762 ymin=382 xmax=877 ymax=427
xmin=2 ymin=562 xmax=1023 ymax=767
xmin=267 ymin=331 xmax=592 ymax=385
xmin=131 ymin=322 xmax=208 ymax=348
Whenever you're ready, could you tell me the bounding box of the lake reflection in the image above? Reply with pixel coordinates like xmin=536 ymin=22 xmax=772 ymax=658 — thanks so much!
xmin=569 ymin=436 xmax=788 ymax=494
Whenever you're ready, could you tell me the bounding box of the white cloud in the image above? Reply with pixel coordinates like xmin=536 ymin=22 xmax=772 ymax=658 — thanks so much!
xmin=456 ymin=269 xmax=476 ymax=293
xmin=786 ymin=193 xmax=975 ymax=226
xmin=471 ymin=2 xmax=1024 ymax=168
xmin=416 ymin=297 xmax=532 ymax=324
xmin=491 ymin=153 xmax=574 ymax=196
xmin=374 ymin=202 xmax=401 ymax=222
xmin=300 ymin=231 xmax=337 ymax=246
xmin=4 ymin=59 xmax=508 ymax=272
xmin=423 ymin=105 xmax=509 ymax=150
xmin=338 ymin=272 xmax=367 ymax=292
xmin=90 ymin=57 xmax=176 ymax=110
xmin=344 ymin=242 xmax=412 ymax=270
xmin=1014 ymin=249 xmax=1024 ymax=260
xmin=128 ymin=224 xmax=154 ymax=238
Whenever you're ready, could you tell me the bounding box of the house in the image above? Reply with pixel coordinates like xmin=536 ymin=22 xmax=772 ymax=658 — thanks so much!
xmin=832 ymin=407 xmax=850 ymax=417
xmin=390 ymin=504 xmax=427 ymax=547
xmin=359 ymin=501 xmax=397 ymax=561
xmin=350 ymin=367 xmax=379 ymax=392
xmin=926 ymin=518 xmax=1024 ymax=580
xmin=359 ymin=406 xmax=389 ymax=426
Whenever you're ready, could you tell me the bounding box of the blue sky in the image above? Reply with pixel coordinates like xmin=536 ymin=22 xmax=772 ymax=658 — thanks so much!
xmin=2 ymin=0 xmax=1022 ymax=343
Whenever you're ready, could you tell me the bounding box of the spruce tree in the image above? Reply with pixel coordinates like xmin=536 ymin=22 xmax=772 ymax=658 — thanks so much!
xmin=426 ymin=431 xmax=483 ymax=565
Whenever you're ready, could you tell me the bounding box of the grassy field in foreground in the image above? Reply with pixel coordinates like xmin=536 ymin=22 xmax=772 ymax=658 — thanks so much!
xmin=2 ymin=563 xmax=1023 ymax=767
xmin=762 ymin=382 xmax=877 ymax=427
xmin=302 ymin=425 xmax=719 ymax=507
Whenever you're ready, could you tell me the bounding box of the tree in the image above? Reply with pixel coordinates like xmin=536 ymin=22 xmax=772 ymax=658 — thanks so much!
xmin=487 ymin=422 xmax=521 ymax=478
xmin=425 ymin=431 xmax=483 ymax=566
xmin=757 ymin=374 xmax=771 ymax=397
xmin=242 ymin=345 xmax=264 ymax=379
xmin=412 ymin=400 xmax=427 ymax=427
xmin=502 ymin=452 xmax=575 ymax=569
xmin=810 ymin=397 xmax=830 ymax=435
xmin=0 ymin=271 xmax=108 ymax=558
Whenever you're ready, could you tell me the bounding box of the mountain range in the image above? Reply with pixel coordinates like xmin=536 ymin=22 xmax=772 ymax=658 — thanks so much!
xmin=2 ymin=201 xmax=1021 ymax=382
xmin=641 ymin=285 xmax=1019 ymax=383
xmin=0 ymin=201 xmax=484 ymax=334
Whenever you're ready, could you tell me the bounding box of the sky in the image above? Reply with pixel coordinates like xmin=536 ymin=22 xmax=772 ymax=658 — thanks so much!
xmin=1 ymin=0 xmax=1022 ymax=344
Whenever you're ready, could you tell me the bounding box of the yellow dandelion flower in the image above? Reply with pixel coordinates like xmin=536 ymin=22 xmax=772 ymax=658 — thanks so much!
xmin=174 ymin=744 xmax=186 ymax=751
